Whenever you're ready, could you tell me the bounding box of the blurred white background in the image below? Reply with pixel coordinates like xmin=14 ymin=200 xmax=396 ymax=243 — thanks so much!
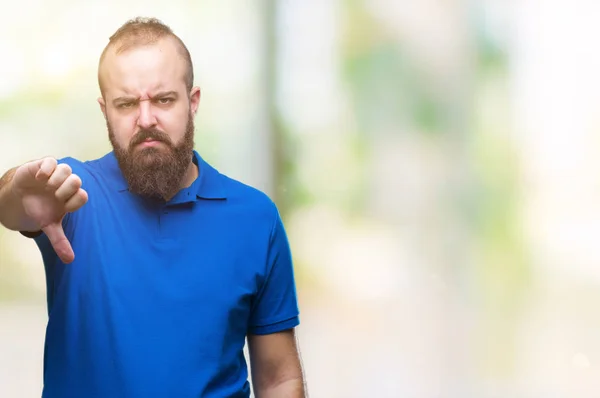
xmin=2 ymin=0 xmax=600 ymax=396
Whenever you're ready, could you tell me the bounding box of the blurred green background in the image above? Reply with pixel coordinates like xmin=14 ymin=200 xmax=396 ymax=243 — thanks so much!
xmin=3 ymin=0 xmax=600 ymax=396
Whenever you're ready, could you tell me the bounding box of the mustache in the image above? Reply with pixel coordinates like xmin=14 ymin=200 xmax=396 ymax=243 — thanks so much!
xmin=129 ymin=129 xmax=173 ymax=149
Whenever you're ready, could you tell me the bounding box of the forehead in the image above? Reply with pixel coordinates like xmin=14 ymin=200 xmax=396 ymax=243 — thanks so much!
xmin=100 ymin=38 xmax=187 ymax=98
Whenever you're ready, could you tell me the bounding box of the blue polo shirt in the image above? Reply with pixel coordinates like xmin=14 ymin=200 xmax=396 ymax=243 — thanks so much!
xmin=31 ymin=151 xmax=300 ymax=398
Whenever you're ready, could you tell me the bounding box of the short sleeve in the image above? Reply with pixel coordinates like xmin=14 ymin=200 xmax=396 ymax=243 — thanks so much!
xmin=248 ymin=209 xmax=300 ymax=335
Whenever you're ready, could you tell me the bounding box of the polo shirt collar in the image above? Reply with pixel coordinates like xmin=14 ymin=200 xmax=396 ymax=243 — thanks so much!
xmin=101 ymin=150 xmax=227 ymax=200
xmin=191 ymin=151 xmax=227 ymax=200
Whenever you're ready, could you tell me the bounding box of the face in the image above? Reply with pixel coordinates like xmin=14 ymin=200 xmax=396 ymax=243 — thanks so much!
xmin=98 ymin=37 xmax=201 ymax=200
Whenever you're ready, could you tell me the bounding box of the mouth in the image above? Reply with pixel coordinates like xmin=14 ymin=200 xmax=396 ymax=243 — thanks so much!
xmin=137 ymin=139 xmax=163 ymax=148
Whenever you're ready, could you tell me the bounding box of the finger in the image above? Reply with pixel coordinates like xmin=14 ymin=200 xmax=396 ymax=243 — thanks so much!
xmin=43 ymin=222 xmax=75 ymax=264
xmin=64 ymin=188 xmax=88 ymax=213
xmin=46 ymin=164 xmax=72 ymax=190
xmin=35 ymin=158 xmax=58 ymax=182
xmin=55 ymin=174 xmax=82 ymax=202
xmin=25 ymin=159 xmax=43 ymax=179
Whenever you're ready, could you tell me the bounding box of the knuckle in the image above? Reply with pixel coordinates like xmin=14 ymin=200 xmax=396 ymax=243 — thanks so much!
xmin=75 ymin=190 xmax=88 ymax=206
xmin=58 ymin=163 xmax=72 ymax=174
xmin=46 ymin=180 xmax=60 ymax=190
xmin=64 ymin=175 xmax=76 ymax=188
xmin=41 ymin=156 xmax=56 ymax=165
xmin=42 ymin=157 xmax=58 ymax=170
xmin=47 ymin=179 xmax=63 ymax=191
xmin=71 ymin=174 xmax=82 ymax=186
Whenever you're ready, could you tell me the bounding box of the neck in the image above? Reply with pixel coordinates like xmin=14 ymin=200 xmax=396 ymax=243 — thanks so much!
xmin=181 ymin=160 xmax=199 ymax=190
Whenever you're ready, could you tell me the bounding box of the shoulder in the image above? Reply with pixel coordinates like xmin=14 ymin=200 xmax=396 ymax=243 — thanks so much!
xmin=221 ymin=174 xmax=276 ymax=209
xmin=57 ymin=152 xmax=111 ymax=172
xmin=208 ymin=164 xmax=281 ymax=229
xmin=199 ymin=154 xmax=277 ymax=213
xmin=56 ymin=152 xmax=118 ymax=190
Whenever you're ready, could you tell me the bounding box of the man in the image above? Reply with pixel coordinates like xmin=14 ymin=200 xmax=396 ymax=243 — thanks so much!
xmin=0 ymin=17 xmax=306 ymax=398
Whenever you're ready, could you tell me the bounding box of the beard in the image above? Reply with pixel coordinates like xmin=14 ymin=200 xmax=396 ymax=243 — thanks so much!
xmin=108 ymin=114 xmax=195 ymax=201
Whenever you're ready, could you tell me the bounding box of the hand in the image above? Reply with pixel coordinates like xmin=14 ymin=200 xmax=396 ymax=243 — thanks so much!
xmin=12 ymin=158 xmax=88 ymax=263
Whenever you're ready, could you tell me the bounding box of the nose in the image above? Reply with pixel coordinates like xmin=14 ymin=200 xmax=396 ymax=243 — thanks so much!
xmin=136 ymin=100 xmax=158 ymax=129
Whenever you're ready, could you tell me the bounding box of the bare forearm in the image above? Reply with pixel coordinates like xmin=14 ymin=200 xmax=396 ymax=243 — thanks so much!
xmin=249 ymin=329 xmax=308 ymax=398
xmin=0 ymin=167 xmax=33 ymax=231
xmin=255 ymin=377 xmax=306 ymax=398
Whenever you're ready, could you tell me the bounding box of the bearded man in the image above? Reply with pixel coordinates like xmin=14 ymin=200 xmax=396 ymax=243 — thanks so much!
xmin=0 ymin=17 xmax=306 ymax=398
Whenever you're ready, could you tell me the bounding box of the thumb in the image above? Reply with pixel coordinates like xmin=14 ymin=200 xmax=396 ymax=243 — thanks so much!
xmin=43 ymin=222 xmax=75 ymax=264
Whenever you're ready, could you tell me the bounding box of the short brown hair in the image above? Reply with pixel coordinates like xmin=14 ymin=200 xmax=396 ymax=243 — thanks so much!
xmin=98 ymin=17 xmax=194 ymax=94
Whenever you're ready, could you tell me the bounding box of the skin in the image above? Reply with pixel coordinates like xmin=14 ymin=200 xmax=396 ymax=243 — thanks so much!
xmin=98 ymin=36 xmax=201 ymax=190
xmin=0 ymin=35 xmax=306 ymax=397
xmin=249 ymin=329 xmax=307 ymax=397
xmin=0 ymin=159 xmax=88 ymax=263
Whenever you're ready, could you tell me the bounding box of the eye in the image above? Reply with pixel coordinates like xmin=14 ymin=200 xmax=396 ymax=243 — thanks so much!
xmin=117 ymin=102 xmax=135 ymax=109
xmin=157 ymin=97 xmax=174 ymax=105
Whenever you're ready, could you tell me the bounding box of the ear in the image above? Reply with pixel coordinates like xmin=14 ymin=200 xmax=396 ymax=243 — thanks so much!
xmin=97 ymin=97 xmax=107 ymax=120
xmin=189 ymin=86 xmax=201 ymax=115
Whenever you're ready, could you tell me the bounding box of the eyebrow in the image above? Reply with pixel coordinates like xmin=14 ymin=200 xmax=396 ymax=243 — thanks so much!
xmin=112 ymin=91 xmax=179 ymax=105
xmin=152 ymin=91 xmax=178 ymax=99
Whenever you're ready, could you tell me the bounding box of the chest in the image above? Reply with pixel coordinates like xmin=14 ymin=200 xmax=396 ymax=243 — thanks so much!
xmin=56 ymin=195 xmax=267 ymax=334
